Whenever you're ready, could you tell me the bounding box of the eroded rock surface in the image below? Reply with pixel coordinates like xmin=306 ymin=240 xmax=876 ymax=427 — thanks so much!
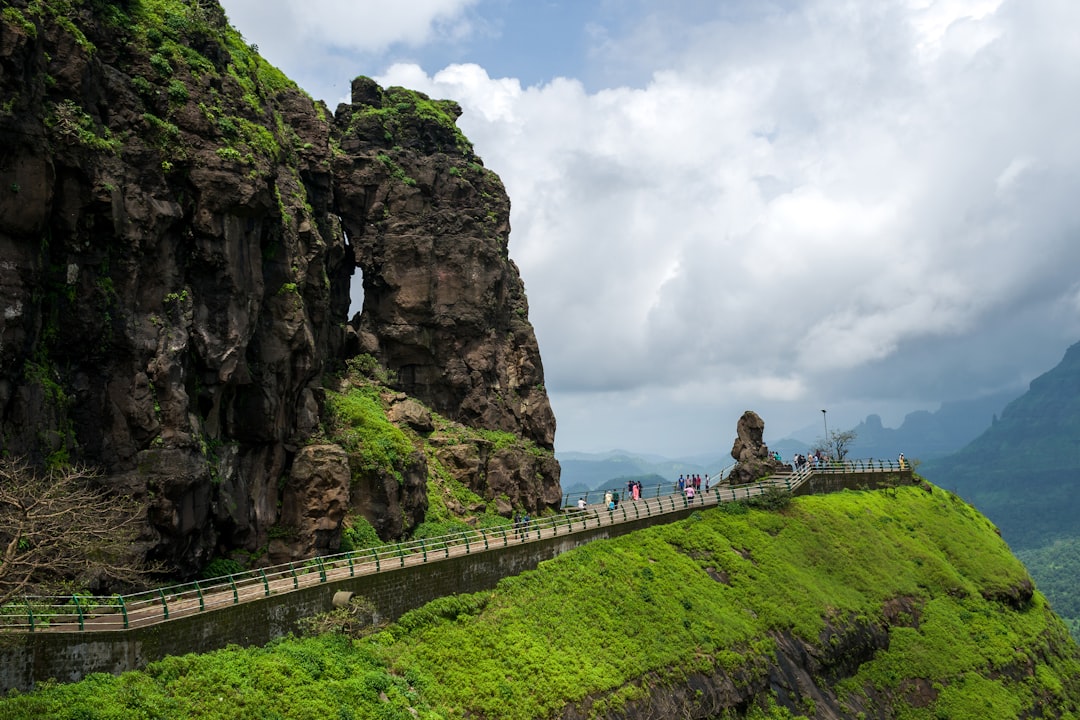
xmin=727 ymin=410 xmax=789 ymax=485
xmin=0 ymin=1 xmax=559 ymax=576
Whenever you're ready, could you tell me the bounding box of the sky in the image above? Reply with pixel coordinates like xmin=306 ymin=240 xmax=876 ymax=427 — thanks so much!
xmin=218 ymin=0 xmax=1080 ymax=458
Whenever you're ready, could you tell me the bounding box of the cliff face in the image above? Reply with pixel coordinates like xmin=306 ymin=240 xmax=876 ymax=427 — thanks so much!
xmin=0 ymin=0 xmax=559 ymax=576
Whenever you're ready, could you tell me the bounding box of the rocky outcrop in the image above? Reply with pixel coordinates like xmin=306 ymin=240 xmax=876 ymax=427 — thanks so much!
xmin=563 ymin=615 xmax=894 ymax=720
xmin=727 ymin=410 xmax=789 ymax=485
xmin=334 ymin=77 xmax=556 ymax=449
xmin=563 ymin=584 xmax=1063 ymax=719
xmin=0 ymin=1 xmax=559 ymax=577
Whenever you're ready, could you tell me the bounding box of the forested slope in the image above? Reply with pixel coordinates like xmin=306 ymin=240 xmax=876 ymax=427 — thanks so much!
xmin=919 ymin=340 xmax=1080 ymax=641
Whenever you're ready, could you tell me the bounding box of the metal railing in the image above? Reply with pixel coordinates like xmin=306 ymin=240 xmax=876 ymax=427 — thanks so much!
xmin=0 ymin=459 xmax=907 ymax=633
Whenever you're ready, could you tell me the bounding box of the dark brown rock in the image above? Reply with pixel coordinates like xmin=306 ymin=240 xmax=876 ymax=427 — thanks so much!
xmin=727 ymin=410 xmax=789 ymax=485
xmin=276 ymin=444 xmax=351 ymax=561
xmin=387 ymin=397 xmax=434 ymax=433
xmin=0 ymin=1 xmax=559 ymax=578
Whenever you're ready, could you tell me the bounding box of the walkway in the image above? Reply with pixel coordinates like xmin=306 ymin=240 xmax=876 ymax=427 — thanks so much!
xmin=0 ymin=459 xmax=909 ymax=634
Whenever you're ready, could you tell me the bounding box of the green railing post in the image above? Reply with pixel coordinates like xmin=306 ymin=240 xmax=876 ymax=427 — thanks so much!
xmin=289 ymin=563 xmax=299 ymax=589
xmin=156 ymin=589 xmax=169 ymax=621
xmin=500 ymin=528 xmax=508 ymax=546
xmin=463 ymin=530 xmax=472 ymax=554
xmin=74 ymin=595 xmax=86 ymax=630
xmin=260 ymin=569 xmax=270 ymax=597
xmin=373 ymin=548 xmax=381 ymax=572
xmin=194 ymin=581 xmax=206 ymax=611
xmin=480 ymin=528 xmax=490 ymax=550
xmin=26 ymin=600 xmax=34 ymax=633
xmin=348 ymin=554 xmax=355 ymax=577
xmin=420 ymin=540 xmax=428 ymax=563
xmin=316 ymin=557 xmax=327 ymax=583
xmin=398 ymin=544 xmax=406 ymax=568
xmin=117 ymin=595 xmax=129 ymax=629
xmin=229 ymin=575 xmax=240 ymax=604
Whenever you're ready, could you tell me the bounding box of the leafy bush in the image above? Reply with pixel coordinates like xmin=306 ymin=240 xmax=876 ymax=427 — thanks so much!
xmin=324 ymin=385 xmax=413 ymax=479
xmin=339 ymin=515 xmax=383 ymax=553
xmin=745 ymin=487 xmax=792 ymax=511
xmin=199 ymin=557 xmax=244 ymax=580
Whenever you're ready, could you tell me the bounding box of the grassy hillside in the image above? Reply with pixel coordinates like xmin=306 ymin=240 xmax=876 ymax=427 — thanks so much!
xmin=3 ymin=485 xmax=1078 ymax=719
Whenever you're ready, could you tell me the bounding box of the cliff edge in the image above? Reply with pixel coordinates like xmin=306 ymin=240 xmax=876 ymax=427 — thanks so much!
xmin=0 ymin=0 xmax=559 ymax=577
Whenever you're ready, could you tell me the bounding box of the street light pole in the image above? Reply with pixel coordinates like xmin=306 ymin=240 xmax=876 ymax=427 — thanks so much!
xmin=821 ymin=409 xmax=829 ymax=456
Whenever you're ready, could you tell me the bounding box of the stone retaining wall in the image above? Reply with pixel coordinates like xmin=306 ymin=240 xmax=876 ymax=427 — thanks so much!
xmin=0 ymin=507 xmax=702 ymax=692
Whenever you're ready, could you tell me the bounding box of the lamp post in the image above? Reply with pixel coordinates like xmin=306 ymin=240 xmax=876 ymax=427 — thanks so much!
xmin=821 ymin=409 xmax=829 ymax=456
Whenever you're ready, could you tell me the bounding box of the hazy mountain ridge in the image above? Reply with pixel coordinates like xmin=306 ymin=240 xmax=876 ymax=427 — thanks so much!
xmin=919 ymin=340 xmax=1080 ymax=641
xmin=556 ymin=451 xmax=730 ymax=494
xmin=920 ymin=340 xmax=1080 ymax=548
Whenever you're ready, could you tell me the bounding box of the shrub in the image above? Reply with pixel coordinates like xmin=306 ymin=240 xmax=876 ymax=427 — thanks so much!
xmin=199 ymin=557 xmax=245 ymax=580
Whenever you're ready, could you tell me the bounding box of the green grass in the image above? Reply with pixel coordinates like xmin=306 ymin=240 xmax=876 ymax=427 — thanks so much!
xmin=5 ymin=486 xmax=1077 ymax=719
xmin=323 ymin=384 xmax=414 ymax=481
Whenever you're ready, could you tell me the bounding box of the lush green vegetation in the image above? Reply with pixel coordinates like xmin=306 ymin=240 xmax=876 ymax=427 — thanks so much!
xmin=323 ymin=383 xmax=414 ymax=482
xmin=1018 ymin=537 xmax=1080 ymax=641
xmin=350 ymin=84 xmax=473 ymax=156
xmin=3 ymin=486 xmax=1076 ymax=719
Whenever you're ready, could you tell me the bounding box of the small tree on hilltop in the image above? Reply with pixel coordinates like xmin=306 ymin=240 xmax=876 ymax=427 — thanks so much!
xmin=0 ymin=458 xmax=154 ymax=605
xmin=813 ymin=429 xmax=858 ymax=462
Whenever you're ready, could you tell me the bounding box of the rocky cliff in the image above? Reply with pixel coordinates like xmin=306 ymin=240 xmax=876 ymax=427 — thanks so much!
xmin=0 ymin=0 xmax=560 ymax=577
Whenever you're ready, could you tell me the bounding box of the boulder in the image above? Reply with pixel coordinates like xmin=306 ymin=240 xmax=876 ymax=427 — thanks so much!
xmin=727 ymin=411 xmax=789 ymax=485
xmin=275 ymin=444 xmax=351 ymax=561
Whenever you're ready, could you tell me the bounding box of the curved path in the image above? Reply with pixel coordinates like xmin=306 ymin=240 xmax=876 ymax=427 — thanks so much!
xmin=0 ymin=459 xmax=909 ymax=634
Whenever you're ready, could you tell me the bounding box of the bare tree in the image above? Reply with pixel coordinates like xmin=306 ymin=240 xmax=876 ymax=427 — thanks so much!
xmin=813 ymin=429 xmax=858 ymax=462
xmin=0 ymin=458 xmax=154 ymax=605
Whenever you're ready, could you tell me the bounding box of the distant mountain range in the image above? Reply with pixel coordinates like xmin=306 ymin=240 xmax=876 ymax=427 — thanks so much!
xmin=556 ymin=450 xmax=731 ymax=495
xmin=916 ymin=340 xmax=1080 ymax=640
xmin=767 ymin=391 xmax=1018 ymax=464
xmin=559 ymin=388 xmax=1018 ymax=495
xmin=920 ymin=340 xmax=1080 ymax=550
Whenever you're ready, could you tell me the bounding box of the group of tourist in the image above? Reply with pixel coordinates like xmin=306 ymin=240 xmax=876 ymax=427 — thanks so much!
xmin=512 ymin=511 xmax=532 ymax=539
xmin=570 ymin=471 xmax=718 ymax=514
xmin=792 ymin=450 xmax=826 ymax=468
xmin=676 ymin=473 xmax=709 ymax=498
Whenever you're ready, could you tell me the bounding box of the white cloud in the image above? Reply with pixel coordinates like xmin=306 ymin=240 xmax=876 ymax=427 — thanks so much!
xmin=223 ymin=0 xmax=479 ymax=53
xmin=216 ymin=0 xmax=1080 ymax=454
xmin=373 ymin=0 xmax=1080 ymax=453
